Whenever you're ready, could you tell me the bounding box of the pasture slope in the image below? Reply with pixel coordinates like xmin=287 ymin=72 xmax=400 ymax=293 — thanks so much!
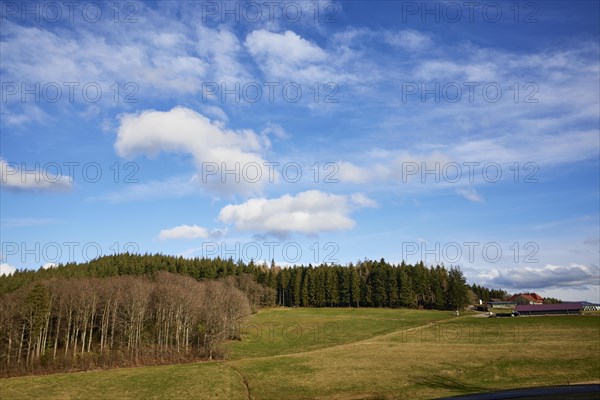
xmin=1 ymin=308 xmax=599 ymax=399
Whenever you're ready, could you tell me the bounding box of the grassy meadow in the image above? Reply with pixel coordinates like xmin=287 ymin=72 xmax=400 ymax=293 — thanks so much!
xmin=1 ymin=308 xmax=599 ymax=399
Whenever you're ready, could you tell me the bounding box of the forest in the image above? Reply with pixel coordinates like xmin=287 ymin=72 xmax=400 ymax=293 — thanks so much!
xmin=0 ymin=254 xmax=508 ymax=376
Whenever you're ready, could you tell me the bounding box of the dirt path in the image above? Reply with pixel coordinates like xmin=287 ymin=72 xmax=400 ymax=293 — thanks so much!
xmin=223 ymin=363 xmax=252 ymax=400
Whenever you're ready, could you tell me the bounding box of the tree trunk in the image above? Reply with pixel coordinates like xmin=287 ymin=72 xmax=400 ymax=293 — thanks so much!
xmin=53 ymin=307 xmax=62 ymax=360
xmin=17 ymin=323 xmax=25 ymax=365
xmin=87 ymin=308 xmax=95 ymax=353
xmin=64 ymin=308 xmax=72 ymax=358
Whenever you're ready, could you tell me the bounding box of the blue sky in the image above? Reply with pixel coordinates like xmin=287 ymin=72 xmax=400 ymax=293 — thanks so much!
xmin=1 ymin=0 xmax=599 ymax=302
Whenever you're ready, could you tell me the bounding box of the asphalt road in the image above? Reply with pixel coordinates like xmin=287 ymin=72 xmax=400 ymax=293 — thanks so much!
xmin=440 ymin=384 xmax=600 ymax=399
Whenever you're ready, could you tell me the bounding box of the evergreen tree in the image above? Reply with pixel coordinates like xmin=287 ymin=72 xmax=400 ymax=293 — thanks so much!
xmin=398 ymin=270 xmax=416 ymax=308
xmin=447 ymin=267 xmax=469 ymax=310
xmin=277 ymin=270 xmax=290 ymax=306
xmin=387 ymin=266 xmax=399 ymax=307
xmin=291 ymin=269 xmax=302 ymax=307
xmin=324 ymin=267 xmax=339 ymax=307
xmin=413 ymin=261 xmax=428 ymax=307
xmin=306 ymin=266 xmax=316 ymax=306
xmin=371 ymin=261 xmax=387 ymax=307
xmin=350 ymin=267 xmax=361 ymax=307
xmin=313 ymin=269 xmax=326 ymax=307
xmin=361 ymin=275 xmax=372 ymax=307
xmin=338 ymin=268 xmax=350 ymax=306
xmin=300 ymin=269 xmax=309 ymax=306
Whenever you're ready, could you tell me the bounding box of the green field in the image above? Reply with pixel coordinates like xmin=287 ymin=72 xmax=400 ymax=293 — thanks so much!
xmin=2 ymin=308 xmax=599 ymax=399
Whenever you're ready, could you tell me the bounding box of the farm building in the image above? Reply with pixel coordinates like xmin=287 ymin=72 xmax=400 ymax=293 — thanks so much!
xmin=515 ymin=303 xmax=583 ymax=316
xmin=508 ymin=292 xmax=544 ymax=304
xmin=486 ymin=301 xmax=517 ymax=309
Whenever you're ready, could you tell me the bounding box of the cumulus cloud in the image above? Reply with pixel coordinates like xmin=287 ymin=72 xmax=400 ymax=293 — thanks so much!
xmin=481 ymin=263 xmax=600 ymax=290
xmin=218 ymin=190 xmax=373 ymax=235
xmin=1 ymin=159 xmax=72 ymax=192
xmin=0 ymin=263 xmax=17 ymax=276
xmin=158 ymin=225 xmax=211 ymax=240
xmin=114 ymin=107 xmax=272 ymax=195
xmin=42 ymin=262 xmax=57 ymax=269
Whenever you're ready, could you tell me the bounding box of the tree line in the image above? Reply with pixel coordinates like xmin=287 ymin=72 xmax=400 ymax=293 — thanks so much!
xmin=1 ymin=254 xmax=481 ymax=310
xmin=0 ymin=253 xmax=510 ymax=376
xmin=0 ymin=272 xmax=261 ymax=376
xmin=469 ymin=284 xmax=510 ymax=302
xmin=269 ymin=259 xmax=471 ymax=310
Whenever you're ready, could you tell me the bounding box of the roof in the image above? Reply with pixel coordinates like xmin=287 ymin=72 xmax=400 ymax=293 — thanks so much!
xmin=515 ymin=303 xmax=583 ymax=312
xmin=509 ymin=293 xmax=544 ymax=303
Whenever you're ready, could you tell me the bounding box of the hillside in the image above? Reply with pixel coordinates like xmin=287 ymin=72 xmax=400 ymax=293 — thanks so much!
xmin=2 ymin=308 xmax=598 ymax=399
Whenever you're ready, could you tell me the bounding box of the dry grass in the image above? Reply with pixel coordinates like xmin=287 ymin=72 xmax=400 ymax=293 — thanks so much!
xmin=228 ymin=312 xmax=600 ymax=399
xmin=2 ymin=309 xmax=598 ymax=400
xmin=0 ymin=361 xmax=247 ymax=399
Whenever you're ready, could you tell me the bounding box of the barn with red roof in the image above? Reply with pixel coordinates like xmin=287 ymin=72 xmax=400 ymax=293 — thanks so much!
xmin=508 ymin=292 xmax=544 ymax=304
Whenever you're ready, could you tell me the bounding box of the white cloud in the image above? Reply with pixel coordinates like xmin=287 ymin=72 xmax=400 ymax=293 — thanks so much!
xmin=384 ymin=30 xmax=432 ymax=51
xmin=481 ymin=263 xmax=600 ymax=290
xmin=332 ymin=27 xmax=433 ymax=53
xmin=218 ymin=190 xmax=369 ymax=235
xmin=246 ymin=29 xmax=326 ymax=65
xmin=337 ymin=161 xmax=374 ymax=184
xmin=114 ymin=107 xmax=272 ymax=195
xmin=245 ymin=29 xmax=337 ymax=82
xmin=158 ymin=225 xmax=210 ymax=240
xmin=414 ymin=60 xmax=498 ymax=81
xmin=1 ymin=104 xmax=49 ymax=126
xmin=42 ymin=262 xmax=57 ymax=269
xmin=337 ymin=151 xmax=453 ymax=185
xmin=0 ymin=263 xmax=16 ymax=276
xmin=261 ymin=122 xmax=290 ymax=140
xmin=350 ymin=193 xmax=378 ymax=208
xmin=336 ymin=128 xmax=599 ymax=189
xmin=456 ymin=187 xmax=484 ymax=203
xmin=0 ymin=22 xmax=208 ymax=96
xmin=451 ymin=130 xmax=600 ymax=167
xmin=1 ymin=159 xmax=72 ymax=192
xmin=0 ymin=16 xmax=248 ymax=124
xmin=195 ymin=24 xmax=250 ymax=84
xmin=202 ymin=105 xmax=229 ymax=122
